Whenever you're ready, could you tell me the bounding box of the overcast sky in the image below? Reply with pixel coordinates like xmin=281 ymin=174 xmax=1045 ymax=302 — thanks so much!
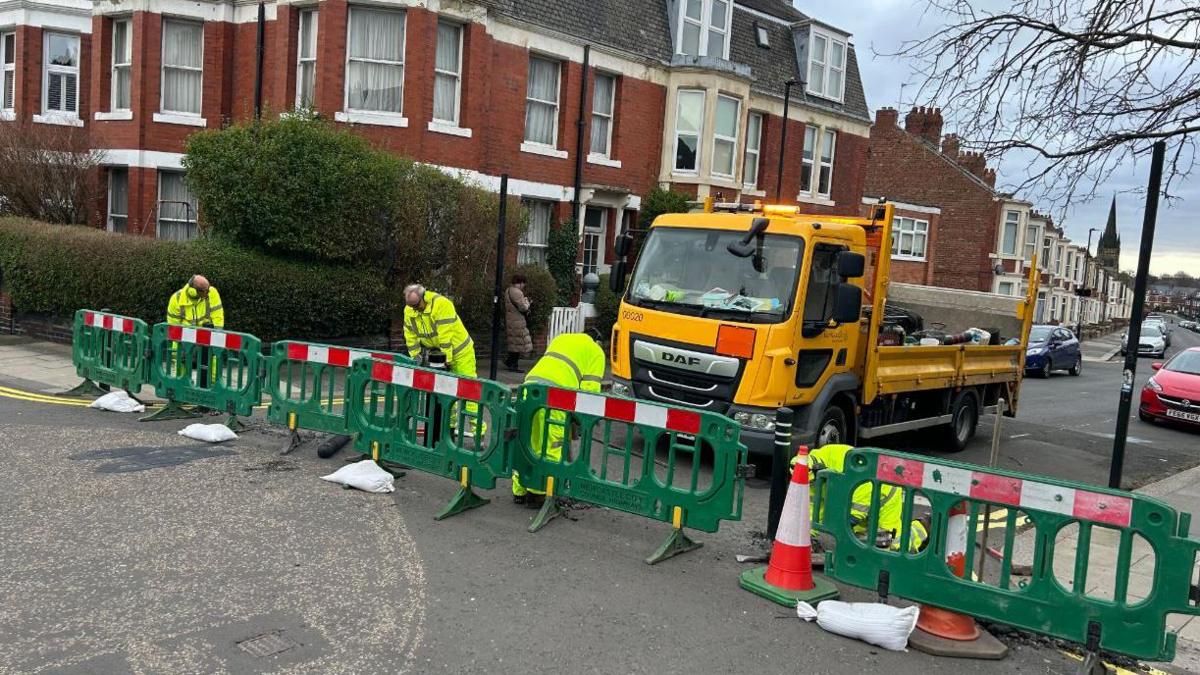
xmin=798 ymin=0 xmax=1198 ymax=276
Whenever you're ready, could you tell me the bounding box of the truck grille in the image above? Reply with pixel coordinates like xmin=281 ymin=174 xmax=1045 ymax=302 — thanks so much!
xmin=629 ymin=339 xmax=742 ymax=412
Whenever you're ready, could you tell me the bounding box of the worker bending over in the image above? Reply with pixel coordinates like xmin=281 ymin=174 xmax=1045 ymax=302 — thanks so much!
xmin=797 ymin=444 xmax=929 ymax=552
xmin=167 ymin=275 xmax=224 ymax=328
xmin=402 ymin=284 xmax=476 ymax=377
xmin=513 ymin=333 xmax=605 ymax=506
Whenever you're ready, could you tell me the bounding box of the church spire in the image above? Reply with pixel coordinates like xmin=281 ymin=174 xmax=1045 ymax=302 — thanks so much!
xmin=1096 ymin=195 xmax=1121 ymax=269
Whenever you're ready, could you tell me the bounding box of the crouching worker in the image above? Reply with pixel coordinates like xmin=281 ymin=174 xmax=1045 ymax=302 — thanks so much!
xmin=512 ymin=333 xmax=605 ymax=507
xmin=797 ymin=444 xmax=929 ymax=552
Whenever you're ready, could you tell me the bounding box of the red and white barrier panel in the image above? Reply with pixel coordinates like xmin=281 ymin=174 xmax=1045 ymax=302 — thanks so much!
xmin=84 ymin=311 xmax=135 ymax=334
xmin=545 ymin=387 xmax=701 ymax=435
xmin=877 ymin=456 xmax=1133 ymax=527
xmin=370 ymin=361 xmax=482 ymax=402
xmin=165 ymin=324 xmax=244 ymax=351
xmin=286 ymin=342 xmax=390 ymax=368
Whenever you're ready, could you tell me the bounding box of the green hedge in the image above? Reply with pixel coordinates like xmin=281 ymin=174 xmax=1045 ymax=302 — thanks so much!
xmin=594 ymin=273 xmax=621 ymax=343
xmin=0 ymin=218 xmax=388 ymax=342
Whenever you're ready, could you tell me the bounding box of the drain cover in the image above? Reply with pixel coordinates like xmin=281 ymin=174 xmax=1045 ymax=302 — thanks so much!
xmin=237 ymin=632 xmax=299 ymax=658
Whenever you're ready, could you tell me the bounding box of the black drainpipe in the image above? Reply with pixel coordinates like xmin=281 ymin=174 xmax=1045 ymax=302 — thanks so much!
xmin=570 ymin=45 xmax=591 ymax=228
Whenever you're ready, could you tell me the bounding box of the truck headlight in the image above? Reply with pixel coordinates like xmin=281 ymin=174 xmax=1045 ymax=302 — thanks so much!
xmin=610 ymin=381 xmax=631 ymax=397
xmin=733 ymin=411 xmax=775 ymax=431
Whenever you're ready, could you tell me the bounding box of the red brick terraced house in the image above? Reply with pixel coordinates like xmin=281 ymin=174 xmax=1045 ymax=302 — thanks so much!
xmin=2 ymin=0 xmax=871 ymax=276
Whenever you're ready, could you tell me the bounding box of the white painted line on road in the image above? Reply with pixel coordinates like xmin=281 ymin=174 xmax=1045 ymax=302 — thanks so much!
xmin=1009 ymin=434 xmax=1030 ymax=439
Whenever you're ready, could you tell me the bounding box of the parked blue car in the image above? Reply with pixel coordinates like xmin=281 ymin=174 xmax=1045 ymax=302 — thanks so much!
xmin=1025 ymin=325 xmax=1082 ymax=377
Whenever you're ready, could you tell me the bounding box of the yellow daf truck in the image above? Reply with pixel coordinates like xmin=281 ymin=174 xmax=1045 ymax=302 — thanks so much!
xmin=606 ymin=201 xmax=1038 ymax=457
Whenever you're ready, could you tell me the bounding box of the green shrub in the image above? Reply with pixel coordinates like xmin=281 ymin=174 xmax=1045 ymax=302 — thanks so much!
xmin=0 ymin=218 xmax=387 ymax=342
xmin=547 ymin=219 xmax=578 ymax=305
xmin=183 ymin=112 xmax=409 ymax=266
xmin=639 ymin=186 xmax=691 ymax=231
xmin=593 ymin=273 xmax=621 ymax=343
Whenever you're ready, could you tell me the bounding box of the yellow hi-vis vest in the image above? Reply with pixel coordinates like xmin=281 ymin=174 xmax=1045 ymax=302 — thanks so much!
xmin=403 ymin=290 xmax=473 ymax=364
xmin=524 ymin=333 xmax=606 ymax=457
xmin=167 ymin=285 xmax=224 ymax=328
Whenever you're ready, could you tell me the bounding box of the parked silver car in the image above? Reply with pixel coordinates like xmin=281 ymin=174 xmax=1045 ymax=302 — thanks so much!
xmin=1122 ymin=326 xmax=1168 ymax=358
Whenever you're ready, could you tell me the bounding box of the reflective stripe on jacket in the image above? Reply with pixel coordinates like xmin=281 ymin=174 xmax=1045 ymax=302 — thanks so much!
xmin=524 ymin=333 xmax=606 ymax=459
xmin=403 ymin=290 xmax=473 ymax=364
xmin=806 ymin=443 xmax=926 ymax=553
xmin=167 ymin=285 xmax=224 ymax=328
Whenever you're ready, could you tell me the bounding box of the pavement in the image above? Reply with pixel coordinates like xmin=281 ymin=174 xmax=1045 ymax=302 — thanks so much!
xmin=1081 ymin=330 xmax=1127 ymax=363
xmin=3 ymin=325 xmax=1200 ymax=673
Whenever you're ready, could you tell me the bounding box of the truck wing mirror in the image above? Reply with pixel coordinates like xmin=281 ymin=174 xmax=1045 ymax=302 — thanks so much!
xmin=726 ymin=217 xmax=769 ymax=258
xmin=832 ymin=283 xmax=863 ymax=324
xmin=837 ymin=251 xmax=865 ymax=278
xmin=609 ymin=261 xmax=627 ymax=293
xmin=614 ymin=232 xmax=634 ymax=258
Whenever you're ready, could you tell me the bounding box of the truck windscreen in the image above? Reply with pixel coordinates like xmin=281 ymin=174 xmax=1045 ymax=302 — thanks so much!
xmin=625 ymin=227 xmax=804 ymax=324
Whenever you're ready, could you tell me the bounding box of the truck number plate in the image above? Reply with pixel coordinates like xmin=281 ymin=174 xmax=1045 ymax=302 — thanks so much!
xmin=621 ymin=310 xmax=644 ymax=322
xmin=1166 ymin=409 xmax=1200 ymax=423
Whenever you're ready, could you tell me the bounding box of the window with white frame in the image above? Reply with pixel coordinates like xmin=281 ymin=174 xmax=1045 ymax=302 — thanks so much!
xmin=433 ymin=20 xmax=463 ymax=125
xmin=108 ymin=167 xmax=128 ymax=233
xmin=1041 ymin=236 xmax=1052 ymax=270
xmin=817 ymin=129 xmax=835 ymax=197
xmin=110 ymin=20 xmax=132 ymax=111
xmin=742 ymin=111 xmax=763 ymax=189
xmin=1024 ymin=224 xmax=1039 ymax=262
xmin=582 ymin=206 xmax=607 ymax=276
xmin=296 ymin=9 xmax=318 ymax=109
xmin=590 ymin=72 xmax=615 ymax=158
xmin=1000 ymin=210 xmax=1019 ymax=255
xmin=345 ymin=7 xmax=405 ymax=114
xmin=677 ymin=0 xmax=731 ymax=58
xmin=1065 ymin=251 xmax=1074 ymax=281
xmin=157 ymin=171 xmax=199 ymax=241
xmin=1073 ymin=253 xmax=1082 ymax=282
xmin=711 ymin=94 xmax=740 ymax=178
xmin=161 ymin=20 xmax=203 ymax=115
xmin=1036 ymin=291 xmax=1046 ymax=322
xmin=891 ymin=216 xmax=929 ymax=260
xmin=998 ymin=281 xmax=1014 ymax=296
xmin=1054 ymin=244 xmax=1064 ymax=275
xmin=807 ymin=28 xmax=846 ymax=102
xmin=524 ymin=55 xmax=560 ymax=146
xmin=2 ymin=32 xmax=14 ymax=112
xmin=673 ymin=89 xmax=704 ymax=172
xmin=43 ymin=32 xmax=80 ymax=115
xmin=800 ymin=126 xmax=816 ymax=193
xmin=1050 ymin=295 xmax=1059 ymax=320
xmin=519 ymin=199 xmax=552 ymax=267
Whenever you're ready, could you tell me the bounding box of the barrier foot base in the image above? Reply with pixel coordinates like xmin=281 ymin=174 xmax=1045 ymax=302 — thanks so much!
xmin=225 ymin=415 xmax=248 ymax=433
xmin=738 ymin=566 xmax=839 ymax=606
xmin=61 ymin=378 xmax=106 ymax=398
xmin=1077 ymin=651 xmax=1106 ymax=675
xmin=435 ymin=486 xmax=490 ymax=521
xmin=646 ymin=527 xmax=703 ymax=565
xmin=528 ymin=498 xmax=565 ymax=533
xmin=280 ymin=430 xmax=303 ymax=455
xmin=908 ymin=625 xmax=1008 ymax=660
xmin=139 ymin=400 xmax=199 ymax=422
xmin=376 ymin=460 xmax=408 ymax=479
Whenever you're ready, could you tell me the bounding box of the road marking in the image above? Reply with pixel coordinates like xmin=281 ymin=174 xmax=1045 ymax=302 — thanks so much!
xmin=1009 ymin=433 xmax=1030 ymax=439
xmin=1059 ymin=650 xmax=1170 ymax=675
xmin=0 ymin=385 xmax=95 ymax=406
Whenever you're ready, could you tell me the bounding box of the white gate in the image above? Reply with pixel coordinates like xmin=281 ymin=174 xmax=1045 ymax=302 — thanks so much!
xmin=547 ymin=306 xmax=584 ymax=343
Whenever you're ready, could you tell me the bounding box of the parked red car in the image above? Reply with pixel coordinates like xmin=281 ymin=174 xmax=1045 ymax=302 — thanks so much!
xmin=1140 ymin=347 xmax=1200 ymax=429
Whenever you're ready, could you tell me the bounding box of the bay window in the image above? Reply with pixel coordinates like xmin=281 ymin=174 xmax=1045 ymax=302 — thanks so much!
xmin=345 ymin=7 xmax=405 ymax=115
xmin=157 ymin=171 xmax=199 ymax=241
xmin=711 ymin=94 xmax=740 ymax=178
xmin=111 ymin=20 xmax=132 ymax=111
xmin=1000 ymin=211 xmax=1019 ymax=255
xmin=673 ymin=89 xmax=704 ymax=172
xmin=161 ymin=20 xmax=203 ymax=115
xmin=43 ymin=32 xmax=80 ymax=116
xmin=1024 ymin=224 xmax=1039 ymax=262
xmin=108 ymin=168 xmax=128 ymax=233
xmin=519 ymin=199 xmax=552 ymax=267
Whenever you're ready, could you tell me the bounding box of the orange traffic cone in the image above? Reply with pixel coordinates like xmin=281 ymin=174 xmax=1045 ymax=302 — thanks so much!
xmin=909 ymin=502 xmax=1008 ymax=659
xmin=740 ymin=445 xmax=839 ymax=606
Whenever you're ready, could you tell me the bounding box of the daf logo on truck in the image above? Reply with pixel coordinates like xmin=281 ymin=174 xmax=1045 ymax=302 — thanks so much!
xmin=662 ymin=352 xmax=701 ymax=366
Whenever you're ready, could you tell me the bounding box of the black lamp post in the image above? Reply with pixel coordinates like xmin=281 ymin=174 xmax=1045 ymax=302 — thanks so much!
xmin=774 ymin=79 xmax=799 ymax=202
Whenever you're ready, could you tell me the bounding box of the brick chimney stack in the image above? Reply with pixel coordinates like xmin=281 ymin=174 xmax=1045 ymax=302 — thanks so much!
xmin=904 ymin=106 xmax=944 ymax=144
xmin=875 ymin=107 xmax=899 ymax=127
xmin=941 ymin=133 xmax=959 ymax=158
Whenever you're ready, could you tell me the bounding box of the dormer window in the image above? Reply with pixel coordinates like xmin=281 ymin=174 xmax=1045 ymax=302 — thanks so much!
xmin=754 ymin=22 xmax=769 ymax=48
xmin=807 ymin=27 xmax=846 ymax=102
xmin=677 ymin=0 xmax=731 ymax=59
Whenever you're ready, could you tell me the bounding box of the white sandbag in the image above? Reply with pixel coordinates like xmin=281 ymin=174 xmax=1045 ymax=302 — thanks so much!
xmin=177 ymin=423 xmax=239 ymax=443
xmin=89 ymin=390 xmax=145 ymax=413
xmin=321 ymin=459 xmax=395 ymax=494
xmin=797 ymin=600 xmax=919 ymax=652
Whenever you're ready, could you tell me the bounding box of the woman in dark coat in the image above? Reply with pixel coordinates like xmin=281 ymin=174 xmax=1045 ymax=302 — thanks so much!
xmin=504 ymin=274 xmax=532 ymax=371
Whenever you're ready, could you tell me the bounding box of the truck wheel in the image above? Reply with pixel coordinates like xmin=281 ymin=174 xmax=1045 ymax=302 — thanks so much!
xmin=943 ymin=391 xmax=979 ymax=452
xmin=816 ymin=405 xmax=849 ymax=448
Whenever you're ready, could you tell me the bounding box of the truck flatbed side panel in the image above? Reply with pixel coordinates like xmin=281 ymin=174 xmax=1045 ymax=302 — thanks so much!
xmin=959 ymin=345 xmax=1023 ymax=388
xmin=872 ymin=345 xmax=961 ymax=395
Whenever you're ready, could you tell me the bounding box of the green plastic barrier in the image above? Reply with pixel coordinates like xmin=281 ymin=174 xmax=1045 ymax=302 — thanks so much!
xmin=144 ymin=322 xmax=264 ymax=427
xmin=265 ymin=340 xmax=412 ymax=453
xmin=345 ymin=358 xmax=511 ymax=520
xmin=813 ymin=448 xmax=1200 ymax=662
xmin=510 ymin=384 xmax=748 ymax=564
xmin=68 ymin=309 xmax=152 ymax=397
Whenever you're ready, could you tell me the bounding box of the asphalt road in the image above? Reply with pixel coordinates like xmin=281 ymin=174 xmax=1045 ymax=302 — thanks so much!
xmin=0 ymin=393 xmax=1081 ymax=674
xmin=885 ymin=319 xmax=1200 ymax=490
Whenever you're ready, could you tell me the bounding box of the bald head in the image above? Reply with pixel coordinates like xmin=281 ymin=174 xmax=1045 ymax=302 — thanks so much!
xmin=404 ymin=284 xmax=426 ymax=309
xmin=190 ymin=275 xmax=210 ymax=293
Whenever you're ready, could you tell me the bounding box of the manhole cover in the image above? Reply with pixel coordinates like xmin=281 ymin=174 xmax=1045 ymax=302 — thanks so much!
xmin=237 ymin=632 xmax=299 ymax=658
